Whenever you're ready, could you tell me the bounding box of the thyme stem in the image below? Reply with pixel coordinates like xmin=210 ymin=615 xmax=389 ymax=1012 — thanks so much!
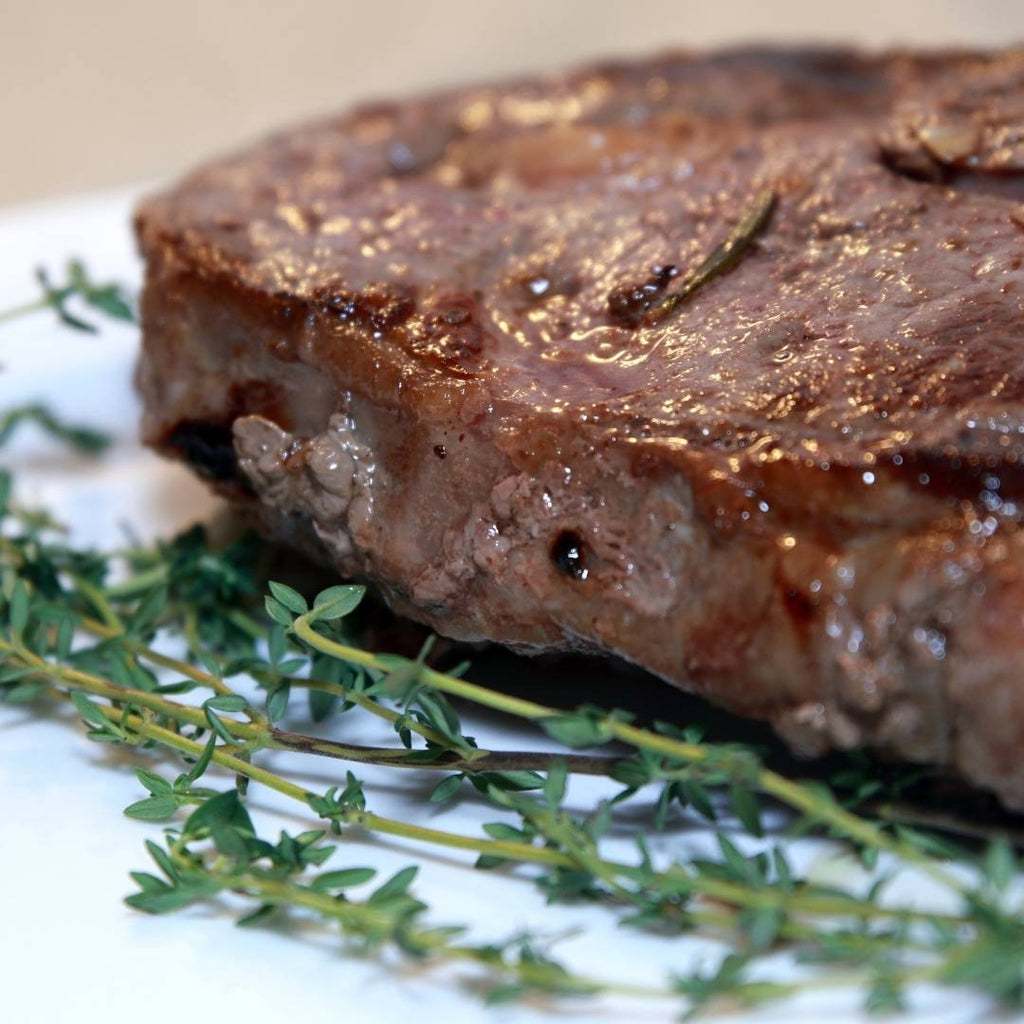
xmin=2 ymin=428 xmax=1019 ymax=1016
xmin=290 ymin=617 xmax=959 ymax=889
xmin=22 ymin=669 xmax=964 ymax=929
xmin=0 ymin=296 xmax=59 ymax=324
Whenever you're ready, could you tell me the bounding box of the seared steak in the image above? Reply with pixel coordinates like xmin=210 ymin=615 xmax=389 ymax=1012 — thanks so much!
xmin=135 ymin=48 xmax=1024 ymax=806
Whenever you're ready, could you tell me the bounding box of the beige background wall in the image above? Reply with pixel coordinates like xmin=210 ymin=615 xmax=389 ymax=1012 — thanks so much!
xmin=2 ymin=0 xmax=1021 ymax=207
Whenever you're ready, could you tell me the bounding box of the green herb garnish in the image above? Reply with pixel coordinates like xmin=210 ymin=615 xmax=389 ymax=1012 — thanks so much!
xmin=0 ymin=403 xmax=111 ymax=453
xmin=0 ymin=259 xmax=134 ymax=333
xmin=609 ymin=188 xmax=776 ymax=328
xmin=3 ymin=314 xmax=1024 ymax=1014
xmin=3 ymin=446 xmax=1024 ymax=1017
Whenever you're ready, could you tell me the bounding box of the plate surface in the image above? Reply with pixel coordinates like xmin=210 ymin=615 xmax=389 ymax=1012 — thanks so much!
xmin=0 ymin=189 xmax=998 ymax=1024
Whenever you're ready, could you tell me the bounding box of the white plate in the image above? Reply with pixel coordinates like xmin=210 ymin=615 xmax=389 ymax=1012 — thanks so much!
xmin=0 ymin=189 xmax=999 ymax=1024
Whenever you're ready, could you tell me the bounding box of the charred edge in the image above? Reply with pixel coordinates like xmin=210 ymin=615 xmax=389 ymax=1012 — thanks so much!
xmin=552 ymin=530 xmax=589 ymax=580
xmin=316 ymin=287 xmax=416 ymax=337
xmin=886 ymin=448 xmax=1024 ymax=504
xmin=877 ymin=145 xmax=946 ymax=184
xmin=878 ymin=146 xmax=1024 ymax=202
xmin=165 ymin=420 xmax=247 ymax=488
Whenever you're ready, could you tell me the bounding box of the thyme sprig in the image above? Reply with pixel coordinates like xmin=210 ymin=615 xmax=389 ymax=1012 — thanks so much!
xmin=0 ymin=403 xmax=112 ymax=454
xmin=3 ymin=451 xmax=1024 ymax=1017
xmin=0 ymin=259 xmax=134 ymax=332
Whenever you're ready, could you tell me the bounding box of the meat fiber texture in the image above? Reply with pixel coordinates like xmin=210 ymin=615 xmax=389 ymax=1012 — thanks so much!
xmin=136 ymin=47 xmax=1024 ymax=807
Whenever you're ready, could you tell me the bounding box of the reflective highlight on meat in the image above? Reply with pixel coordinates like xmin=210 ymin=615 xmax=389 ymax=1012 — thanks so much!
xmin=135 ymin=47 xmax=1024 ymax=808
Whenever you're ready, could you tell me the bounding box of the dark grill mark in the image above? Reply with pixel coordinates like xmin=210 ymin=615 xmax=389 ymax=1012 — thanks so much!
xmin=317 ymin=287 xmax=416 ymax=339
xmin=879 ymin=145 xmax=1024 ymax=202
xmin=877 ymin=144 xmax=945 ymax=184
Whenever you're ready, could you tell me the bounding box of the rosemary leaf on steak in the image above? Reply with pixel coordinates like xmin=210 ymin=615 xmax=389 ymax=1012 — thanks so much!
xmin=609 ymin=188 xmax=777 ymax=328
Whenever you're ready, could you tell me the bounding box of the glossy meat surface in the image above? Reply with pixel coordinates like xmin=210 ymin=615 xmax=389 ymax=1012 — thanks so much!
xmin=136 ymin=48 xmax=1024 ymax=806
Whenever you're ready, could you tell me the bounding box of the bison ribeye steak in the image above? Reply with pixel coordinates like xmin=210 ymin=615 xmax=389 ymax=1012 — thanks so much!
xmin=135 ymin=48 xmax=1024 ymax=806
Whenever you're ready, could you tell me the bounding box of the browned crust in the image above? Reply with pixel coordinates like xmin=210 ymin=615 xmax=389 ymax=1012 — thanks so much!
xmin=136 ymin=46 xmax=1024 ymax=807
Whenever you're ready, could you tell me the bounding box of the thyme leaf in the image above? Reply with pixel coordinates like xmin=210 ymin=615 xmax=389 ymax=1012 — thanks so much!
xmin=3 ymin=395 xmax=1024 ymax=1016
xmin=0 ymin=403 xmax=111 ymax=453
xmin=0 ymin=259 xmax=134 ymax=332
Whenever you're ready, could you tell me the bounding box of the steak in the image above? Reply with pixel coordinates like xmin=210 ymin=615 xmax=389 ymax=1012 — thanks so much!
xmin=135 ymin=47 xmax=1024 ymax=807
